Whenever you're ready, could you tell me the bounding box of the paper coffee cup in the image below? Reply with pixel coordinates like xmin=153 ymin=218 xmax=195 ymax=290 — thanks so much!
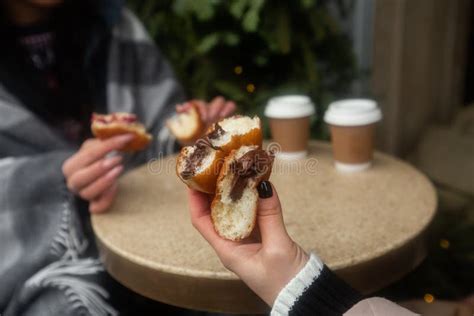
xmin=324 ymin=99 xmax=382 ymax=172
xmin=265 ymin=95 xmax=315 ymax=160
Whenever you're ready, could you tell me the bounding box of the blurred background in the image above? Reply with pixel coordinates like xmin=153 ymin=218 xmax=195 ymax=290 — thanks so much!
xmin=127 ymin=0 xmax=473 ymax=314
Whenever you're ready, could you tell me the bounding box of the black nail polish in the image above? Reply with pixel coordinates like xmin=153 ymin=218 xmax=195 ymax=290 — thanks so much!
xmin=258 ymin=181 xmax=273 ymax=199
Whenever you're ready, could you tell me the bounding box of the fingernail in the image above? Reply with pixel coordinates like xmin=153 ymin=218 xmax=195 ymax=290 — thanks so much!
xmin=105 ymin=150 xmax=119 ymax=159
xmin=257 ymin=181 xmax=273 ymax=199
xmin=106 ymin=165 xmax=123 ymax=179
xmin=103 ymin=155 xmax=122 ymax=168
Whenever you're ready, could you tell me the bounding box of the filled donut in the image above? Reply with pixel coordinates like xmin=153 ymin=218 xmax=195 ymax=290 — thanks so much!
xmin=166 ymin=102 xmax=205 ymax=143
xmin=176 ymin=115 xmax=263 ymax=194
xmin=91 ymin=112 xmax=152 ymax=152
xmin=211 ymin=145 xmax=274 ymax=240
xmin=206 ymin=115 xmax=262 ymax=154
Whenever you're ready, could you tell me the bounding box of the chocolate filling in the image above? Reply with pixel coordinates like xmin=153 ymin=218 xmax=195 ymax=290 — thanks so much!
xmin=229 ymin=149 xmax=273 ymax=201
xmin=181 ymin=145 xmax=210 ymax=180
xmin=207 ymin=123 xmax=225 ymax=140
xmin=195 ymin=137 xmax=221 ymax=151
xmin=181 ymin=134 xmax=224 ymax=180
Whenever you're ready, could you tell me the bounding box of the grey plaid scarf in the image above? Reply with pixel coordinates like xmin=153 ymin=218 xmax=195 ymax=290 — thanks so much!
xmin=0 ymin=9 xmax=184 ymax=316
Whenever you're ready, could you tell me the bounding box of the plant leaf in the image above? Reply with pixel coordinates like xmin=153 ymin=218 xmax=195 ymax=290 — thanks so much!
xmin=172 ymin=0 xmax=215 ymax=21
xmin=222 ymin=32 xmax=240 ymax=46
xmin=242 ymin=0 xmax=265 ymax=32
xmin=274 ymin=5 xmax=291 ymax=54
xmin=230 ymin=0 xmax=250 ymax=19
xmin=214 ymin=80 xmax=246 ymax=102
xmin=301 ymin=0 xmax=316 ymax=9
xmin=196 ymin=33 xmax=219 ymax=54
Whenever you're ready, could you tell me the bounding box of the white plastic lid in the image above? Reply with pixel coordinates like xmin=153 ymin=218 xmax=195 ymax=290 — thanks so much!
xmin=324 ymin=99 xmax=382 ymax=126
xmin=264 ymin=95 xmax=316 ymax=119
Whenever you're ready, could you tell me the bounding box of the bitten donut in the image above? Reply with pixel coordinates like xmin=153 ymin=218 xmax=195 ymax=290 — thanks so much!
xmin=176 ymin=139 xmax=226 ymax=194
xmin=211 ymin=145 xmax=274 ymax=240
xmin=166 ymin=102 xmax=205 ymax=143
xmin=206 ymin=115 xmax=263 ymax=154
xmin=91 ymin=112 xmax=152 ymax=152
xmin=176 ymin=115 xmax=263 ymax=194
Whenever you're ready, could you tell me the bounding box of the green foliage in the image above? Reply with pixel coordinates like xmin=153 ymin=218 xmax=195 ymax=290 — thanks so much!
xmin=127 ymin=0 xmax=356 ymax=138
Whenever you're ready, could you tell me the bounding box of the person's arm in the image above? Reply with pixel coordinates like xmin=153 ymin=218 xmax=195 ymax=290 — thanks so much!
xmin=272 ymin=254 xmax=417 ymax=315
xmin=188 ymin=181 xmax=418 ymax=316
xmin=0 ymin=147 xmax=120 ymax=316
xmin=0 ymin=150 xmax=72 ymax=309
xmin=272 ymin=254 xmax=361 ymax=315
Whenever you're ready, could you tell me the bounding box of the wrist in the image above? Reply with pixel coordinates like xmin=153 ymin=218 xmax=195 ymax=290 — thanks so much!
xmin=272 ymin=253 xmax=325 ymax=314
xmin=263 ymin=245 xmax=310 ymax=306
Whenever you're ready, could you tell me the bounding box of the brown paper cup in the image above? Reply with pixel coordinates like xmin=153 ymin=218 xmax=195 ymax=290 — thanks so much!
xmin=265 ymin=95 xmax=315 ymax=160
xmin=324 ymin=99 xmax=382 ymax=172
xmin=330 ymin=124 xmax=375 ymax=171
xmin=269 ymin=117 xmax=310 ymax=153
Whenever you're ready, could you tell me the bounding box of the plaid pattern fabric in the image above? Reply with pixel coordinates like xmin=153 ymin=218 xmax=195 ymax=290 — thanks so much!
xmin=0 ymin=8 xmax=184 ymax=316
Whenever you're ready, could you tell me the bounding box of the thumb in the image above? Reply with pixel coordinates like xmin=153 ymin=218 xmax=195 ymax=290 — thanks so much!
xmin=256 ymin=181 xmax=289 ymax=245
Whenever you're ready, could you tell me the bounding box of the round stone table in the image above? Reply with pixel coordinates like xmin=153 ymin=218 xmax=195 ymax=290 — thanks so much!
xmin=91 ymin=141 xmax=437 ymax=314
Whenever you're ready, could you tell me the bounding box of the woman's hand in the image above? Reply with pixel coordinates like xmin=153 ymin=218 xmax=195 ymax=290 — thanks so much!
xmin=62 ymin=134 xmax=134 ymax=213
xmin=176 ymin=96 xmax=236 ymax=127
xmin=188 ymin=181 xmax=309 ymax=306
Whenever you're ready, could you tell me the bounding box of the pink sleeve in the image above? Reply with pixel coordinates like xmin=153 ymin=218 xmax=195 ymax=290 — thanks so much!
xmin=344 ymin=298 xmax=419 ymax=316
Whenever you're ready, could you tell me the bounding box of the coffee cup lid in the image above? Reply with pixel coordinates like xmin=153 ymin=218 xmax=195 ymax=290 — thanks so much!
xmin=264 ymin=95 xmax=316 ymax=119
xmin=324 ymin=99 xmax=382 ymax=126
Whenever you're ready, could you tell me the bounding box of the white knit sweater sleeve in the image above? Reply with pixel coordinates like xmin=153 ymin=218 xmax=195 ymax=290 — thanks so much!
xmin=271 ymin=253 xmax=324 ymax=315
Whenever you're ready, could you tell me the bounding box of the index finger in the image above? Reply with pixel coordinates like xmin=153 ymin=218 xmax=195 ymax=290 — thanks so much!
xmin=67 ymin=134 xmax=134 ymax=174
xmin=187 ymin=189 xmax=231 ymax=251
xmin=208 ymin=96 xmax=226 ymax=121
xmin=188 ymin=188 xmax=212 ymax=219
xmin=176 ymin=102 xmax=192 ymax=113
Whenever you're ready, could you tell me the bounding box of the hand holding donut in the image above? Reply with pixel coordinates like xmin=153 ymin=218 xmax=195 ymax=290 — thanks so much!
xmin=176 ymin=115 xmax=271 ymax=241
xmin=62 ymin=134 xmax=134 ymax=213
xmin=168 ymin=96 xmax=236 ymax=145
xmin=188 ymin=183 xmax=309 ymax=306
xmin=177 ymin=96 xmax=236 ymax=127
